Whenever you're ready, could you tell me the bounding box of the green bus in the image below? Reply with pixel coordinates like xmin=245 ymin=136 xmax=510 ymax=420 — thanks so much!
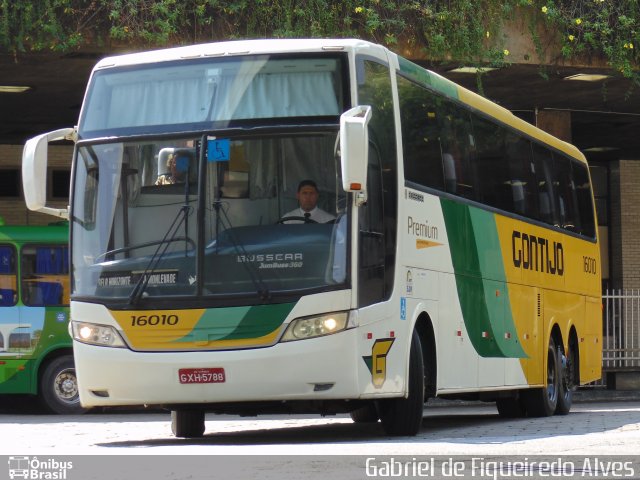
xmin=0 ymin=219 xmax=82 ymax=414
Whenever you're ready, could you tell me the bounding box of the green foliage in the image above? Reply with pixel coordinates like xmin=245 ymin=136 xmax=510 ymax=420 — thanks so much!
xmin=531 ymin=0 xmax=639 ymax=84
xmin=0 ymin=0 xmax=638 ymax=84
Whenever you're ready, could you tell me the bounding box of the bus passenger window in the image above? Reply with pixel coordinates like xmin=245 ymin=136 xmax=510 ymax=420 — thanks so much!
xmin=573 ymin=162 xmax=596 ymax=238
xmin=397 ymin=75 xmax=445 ymax=191
xmin=0 ymin=245 xmax=16 ymax=306
xmin=440 ymin=105 xmax=475 ymax=200
xmin=553 ymin=153 xmax=580 ymax=232
xmin=21 ymin=246 xmax=69 ymax=307
xmin=532 ymin=145 xmax=559 ymax=226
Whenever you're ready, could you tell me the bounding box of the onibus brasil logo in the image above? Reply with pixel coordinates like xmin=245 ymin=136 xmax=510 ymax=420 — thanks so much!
xmin=8 ymin=457 xmax=73 ymax=479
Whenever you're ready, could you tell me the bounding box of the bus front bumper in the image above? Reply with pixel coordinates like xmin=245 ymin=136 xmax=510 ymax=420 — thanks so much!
xmin=74 ymin=328 xmax=362 ymax=408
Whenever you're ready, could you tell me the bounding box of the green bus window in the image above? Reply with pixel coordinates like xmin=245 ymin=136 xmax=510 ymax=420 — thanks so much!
xmin=0 ymin=245 xmax=17 ymax=306
xmin=21 ymin=245 xmax=69 ymax=307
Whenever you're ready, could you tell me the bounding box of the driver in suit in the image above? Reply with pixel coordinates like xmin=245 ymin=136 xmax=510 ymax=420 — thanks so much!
xmin=282 ymin=179 xmax=335 ymax=223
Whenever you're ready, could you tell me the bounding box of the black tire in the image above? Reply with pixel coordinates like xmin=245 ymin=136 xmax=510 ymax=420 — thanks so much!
xmin=377 ymin=331 xmax=425 ymax=436
xmin=350 ymin=403 xmax=379 ymax=423
xmin=522 ymin=338 xmax=559 ymax=417
xmin=555 ymin=342 xmax=574 ymax=415
xmin=39 ymin=355 xmax=86 ymax=414
xmin=171 ymin=410 xmax=205 ymax=438
xmin=496 ymin=396 xmax=527 ymax=418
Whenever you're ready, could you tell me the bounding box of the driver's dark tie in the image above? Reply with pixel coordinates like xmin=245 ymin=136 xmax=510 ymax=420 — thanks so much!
xmin=304 ymin=212 xmax=311 ymax=223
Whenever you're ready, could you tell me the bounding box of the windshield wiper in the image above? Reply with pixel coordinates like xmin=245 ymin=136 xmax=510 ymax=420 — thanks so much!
xmin=212 ymin=200 xmax=271 ymax=301
xmin=128 ymin=203 xmax=193 ymax=306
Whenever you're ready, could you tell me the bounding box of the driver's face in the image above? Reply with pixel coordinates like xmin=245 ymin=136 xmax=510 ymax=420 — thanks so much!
xmin=297 ymin=186 xmax=319 ymax=212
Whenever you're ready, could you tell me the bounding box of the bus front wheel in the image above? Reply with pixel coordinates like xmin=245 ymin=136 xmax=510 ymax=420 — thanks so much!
xmin=39 ymin=355 xmax=86 ymax=415
xmin=350 ymin=403 xmax=379 ymax=423
xmin=376 ymin=330 xmax=425 ymax=436
xmin=171 ymin=410 xmax=205 ymax=438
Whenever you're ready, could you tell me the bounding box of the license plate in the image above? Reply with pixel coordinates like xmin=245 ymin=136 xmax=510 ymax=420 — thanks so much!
xmin=178 ymin=368 xmax=226 ymax=384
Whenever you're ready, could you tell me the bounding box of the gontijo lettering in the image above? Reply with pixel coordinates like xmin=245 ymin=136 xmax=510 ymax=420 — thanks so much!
xmin=512 ymin=230 xmax=564 ymax=276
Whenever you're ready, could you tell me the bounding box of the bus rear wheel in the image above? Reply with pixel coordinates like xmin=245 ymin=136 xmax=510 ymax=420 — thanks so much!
xmin=39 ymin=355 xmax=86 ymax=415
xmin=377 ymin=330 xmax=425 ymax=436
xmin=522 ymin=338 xmax=560 ymax=417
xmin=555 ymin=341 xmax=575 ymax=415
xmin=171 ymin=410 xmax=205 ymax=438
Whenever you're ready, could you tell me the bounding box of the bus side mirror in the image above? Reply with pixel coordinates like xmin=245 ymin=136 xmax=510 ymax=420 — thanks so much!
xmin=340 ymin=106 xmax=371 ymax=199
xmin=22 ymin=128 xmax=75 ymax=220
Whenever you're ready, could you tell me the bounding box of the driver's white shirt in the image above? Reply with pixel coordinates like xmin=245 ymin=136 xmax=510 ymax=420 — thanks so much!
xmin=282 ymin=206 xmax=335 ymax=224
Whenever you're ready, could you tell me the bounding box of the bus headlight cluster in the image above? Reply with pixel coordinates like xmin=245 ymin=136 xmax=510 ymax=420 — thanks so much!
xmin=71 ymin=321 xmax=126 ymax=348
xmin=281 ymin=312 xmax=349 ymax=342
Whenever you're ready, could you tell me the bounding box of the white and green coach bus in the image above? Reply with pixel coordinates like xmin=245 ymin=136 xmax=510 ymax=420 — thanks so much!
xmin=21 ymin=39 xmax=601 ymax=437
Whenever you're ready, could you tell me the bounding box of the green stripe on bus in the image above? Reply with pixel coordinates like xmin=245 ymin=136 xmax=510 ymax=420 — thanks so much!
xmin=173 ymin=302 xmax=295 ymax=343
xmin=397 ymin=57 xmax=459 ymax=99
xmin=442 ymin=199 xmax=526 ymax=358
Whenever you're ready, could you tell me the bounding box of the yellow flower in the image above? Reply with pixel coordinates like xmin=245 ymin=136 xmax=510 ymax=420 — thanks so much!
xmin=630 ymin=43 xmax=635 ymax=49
xmin=503 ymin=49 xmax=510 ymax=56
xmin=568 ymin=34 xmax=575 ymax=41
xmin=624 ymin=43 xmax=629 ymax=49
xmin=486 ymin=31 xmax=490 ymax=38
xmin=541 ymin=6 xmax=548 ymax=13
xmin=575 ymin=18 xmax=582 ymax=25
xmin=354 ymin=6 xmax=364 ymax=13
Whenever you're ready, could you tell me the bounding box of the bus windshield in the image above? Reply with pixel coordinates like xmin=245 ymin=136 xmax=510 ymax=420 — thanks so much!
xmin=79 ymin=54 xmax=345 ymax=139
xmin=71 ymin=133 xmax=348 ymax=304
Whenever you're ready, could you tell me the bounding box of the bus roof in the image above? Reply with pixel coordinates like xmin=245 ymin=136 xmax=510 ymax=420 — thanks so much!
xmin=93 ymin=38 xmax=586 ymax=165
xmin=93 ymin=38 xmax=377 ymax=70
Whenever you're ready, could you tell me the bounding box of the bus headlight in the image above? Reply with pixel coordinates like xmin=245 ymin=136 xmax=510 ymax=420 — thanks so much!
xmin=280 ymin=312 xmax=349 ymax=342
xmin=71 ymin=321 xmax=126 ymax=348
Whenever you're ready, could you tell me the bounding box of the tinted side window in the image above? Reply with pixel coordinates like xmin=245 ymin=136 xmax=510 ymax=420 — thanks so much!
xmin=573 ymin=162 xmax=596 ymax=238
xmin=357 ymin=59 xmax=398 ymax=304
xmin=504 ymin=133 xmax=537 ymax=218
xmin=440 ymin=103 xmax=475 ymax=200
xmin=397 ymin=75 xmax=445 ymax=190
xmin=472 ymin=115 xmax=511 ymax=211
xmin=554 ymin=154 xmax=580 ymax=233
xmin=532 ymin=144 xmax=559 ymax=226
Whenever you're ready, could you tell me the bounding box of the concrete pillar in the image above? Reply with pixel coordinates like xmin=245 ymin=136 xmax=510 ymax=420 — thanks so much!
xmin=535 ymin=109 xmax=572 ymax=143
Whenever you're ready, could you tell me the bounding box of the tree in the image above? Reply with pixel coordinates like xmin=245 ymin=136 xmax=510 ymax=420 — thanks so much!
xmin=1 ymin=0 xmax=638 ymax=85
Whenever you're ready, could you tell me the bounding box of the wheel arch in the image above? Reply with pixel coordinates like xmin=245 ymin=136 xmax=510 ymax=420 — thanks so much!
xmin=413 ymin=311 xmax=437 ymax=398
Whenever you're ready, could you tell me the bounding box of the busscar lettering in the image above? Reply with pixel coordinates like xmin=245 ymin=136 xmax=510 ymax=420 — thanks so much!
xmin=512 ymin=230 xmax=564 ymax=276
xmin=237 ymin=253 xmax=303 ymax=263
